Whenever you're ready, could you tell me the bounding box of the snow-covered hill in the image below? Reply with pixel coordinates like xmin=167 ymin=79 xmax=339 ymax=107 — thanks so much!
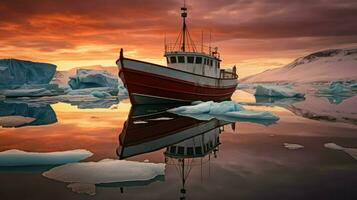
xmin=52 ymin=65 xmax=118 ymax=85
xmin=241 ymin=48 xmax=357 ymax=83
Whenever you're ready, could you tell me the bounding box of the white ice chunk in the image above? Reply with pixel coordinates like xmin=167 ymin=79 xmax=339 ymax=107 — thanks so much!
xmin=42 ymin=159 xmax=165 ymax=195
xmin=284 ymin=143 xmax=304 ymax=150
xmin=170 ymin=101 xmax=214 ymax=114
xmin=324 ymin=143 xmax=357 ymax=160
xmin=225 ymin=110 xmax=280 ymax=120
xmin=255 ymin=85 xmax=305 ymax=98
xmin=209 ymin=101 xmax=245 ymax=114
xmin=0 ymin=149 xmax=93 ymax=167
xmin=169 ymin=101 xmax=279 ymax=123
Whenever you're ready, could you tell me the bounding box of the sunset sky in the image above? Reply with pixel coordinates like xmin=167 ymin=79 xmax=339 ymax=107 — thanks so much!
xmin=1 ymin=0 xmax=356 ymax=77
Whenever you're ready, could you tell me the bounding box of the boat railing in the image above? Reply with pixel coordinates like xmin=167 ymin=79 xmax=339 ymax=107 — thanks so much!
xmin=220 ymin=68 xmax=238 ymax=79
xmin=165 ymin=43 xmax=220 ymax=59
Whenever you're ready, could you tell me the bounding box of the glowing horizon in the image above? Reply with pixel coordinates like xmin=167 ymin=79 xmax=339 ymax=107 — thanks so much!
xmin=1 ymin=0 xmax=356 ymax=78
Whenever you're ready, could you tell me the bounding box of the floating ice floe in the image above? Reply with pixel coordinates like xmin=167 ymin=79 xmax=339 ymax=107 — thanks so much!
xmin=42 ymin=159 xmax=165 ymax=195
xmin=168 ymin=101 xmax=279 ymax=123
xmin=0 ymin=149 xmax=93 ymax=167
xmin=324 ymin=143 xmax=357 ymax=160
xmin=284 ymin=143 xmax=304 ymax=150
xmin=255 ymin=85 xmax=305 ymax=98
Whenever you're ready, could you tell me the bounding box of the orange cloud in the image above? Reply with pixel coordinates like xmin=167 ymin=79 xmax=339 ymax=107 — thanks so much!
xmin=0 ymin=0 xmax=356 ymax=77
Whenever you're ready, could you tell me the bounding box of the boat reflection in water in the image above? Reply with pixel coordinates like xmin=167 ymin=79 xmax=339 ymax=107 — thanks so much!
xmin=117 ymin=105 xmax=235 ymax=199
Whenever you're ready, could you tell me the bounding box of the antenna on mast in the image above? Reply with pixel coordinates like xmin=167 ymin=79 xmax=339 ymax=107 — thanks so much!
xmin=181 ymin=0 xmax=188 ymax=52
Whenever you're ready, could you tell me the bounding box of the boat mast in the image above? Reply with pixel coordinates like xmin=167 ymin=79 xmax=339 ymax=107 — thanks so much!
xmin=181 ymin=0 xmax=187 ymax=52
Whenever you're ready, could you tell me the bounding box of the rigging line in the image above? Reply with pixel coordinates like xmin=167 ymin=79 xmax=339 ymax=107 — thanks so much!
xmin=173 ymin=30 xmax=182 ymax=51
xmin=186 ymin=29 xmax=197 ymax=52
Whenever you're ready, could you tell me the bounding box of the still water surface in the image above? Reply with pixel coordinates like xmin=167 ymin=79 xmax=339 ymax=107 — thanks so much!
xmin=0 ymin=90 xmax=357 ymax=200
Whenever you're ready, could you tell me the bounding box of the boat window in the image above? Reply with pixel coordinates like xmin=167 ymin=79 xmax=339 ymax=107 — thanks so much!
xmin=195 ymin=57 xmax=202 ymax=64
xmin=187 ymin=56 xmax=194 ymax=63
xmin=187 ymin=147 xmax=194 ymax=155
xmin=170 ymin=56 xmax=177 ymax=63
xmin=178 ymin=56 xmax=185 ymax=63
xmin=218 ymin=61 xmax=220 ymax=68
xmin=205 ymin=58 xmax=209 ymax=65
xmin=203 ymin=58 xmax=206 ymax=65
xmin=195 ymin=147 xmax=202 ymax=154
xmin=209 ymin=59 xmax=213 ymax=66
xmin=166 ymin=57 xmax=170 ymax=64
xmin=170 ymin=146 xmax=176 ymax=154
xmin=178 ymin=146 xmax=185 ymax=155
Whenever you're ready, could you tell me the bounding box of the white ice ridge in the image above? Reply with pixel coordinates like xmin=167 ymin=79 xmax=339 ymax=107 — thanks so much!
xmin=324 ymin=143 xmax=357 ymax=160
xmin=255 ymin=85 xmax=305 ymax=98
xmin=168 ymin=101 xmax=279 ymax=122
xmin=284 ymin=143 xmax=304 ymax=150
xmin=0 ymin=149 xmax=93 ymax=167
xmin=43 ymin=159 xmax=166 ymax=195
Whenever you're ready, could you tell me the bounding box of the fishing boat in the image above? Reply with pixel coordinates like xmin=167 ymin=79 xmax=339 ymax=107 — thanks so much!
xmin=116 ymin=4 xmax=238 ymax=105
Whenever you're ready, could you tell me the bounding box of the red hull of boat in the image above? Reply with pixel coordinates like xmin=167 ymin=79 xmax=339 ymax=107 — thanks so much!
xmin=121 ymin=68 xmax=236 ymax=104
xmin=117 ymin=55 xmax=238 ymax=104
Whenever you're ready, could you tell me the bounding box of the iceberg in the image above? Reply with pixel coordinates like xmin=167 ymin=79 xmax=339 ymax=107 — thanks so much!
xmin=43 ymin=159 xmax=165 ymax=195
xmin=318 ymin=81 xmax=351 ymax=94
xmin=66 ymin=87 xmax=116 ymax=96
xmin=118 ymin=79 xmax=128 ymax=96
xmin=0 ymin=102 xmax=57 ymax=127
xmin=0 ymin=149 xmax=93 ymax=167
xmin=315 ymin=81 xmax=356 ymax=104
xmin=0 ymin=59 xmax=56 ymax=86
xmin=90 ymin=91 xmax=112 ymax=98
xmin=0 ymin=84 xmax=66 ymax=97
xmin=254 ymin=85 xmax=305 ymax=98
xmin=324 ymin=143 xmax=357 ymax=160
xmin=68 ymin=69 xmax=118 ymax=89
xmin=168 ymin=101 xmax=279 ymax=123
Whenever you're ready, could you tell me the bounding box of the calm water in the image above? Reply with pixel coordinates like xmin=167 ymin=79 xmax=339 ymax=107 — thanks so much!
xmin=1 ymin=90 xmax=357 ymax=200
